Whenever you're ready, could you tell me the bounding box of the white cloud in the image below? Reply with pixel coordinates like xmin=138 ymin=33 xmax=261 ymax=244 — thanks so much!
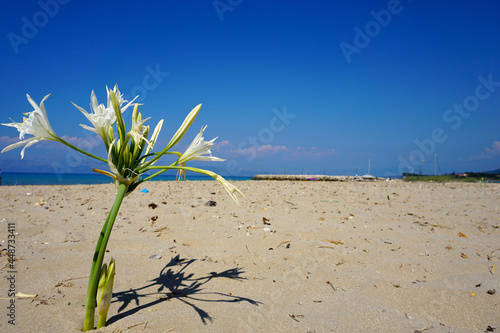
xmin=212 ymin=139 xmax=235 ymax=152
xmin=469 ymin=141 xmax=500 ymax=160
xmin=288 ymin=147 xmax=337 ymax=159
xmin=485 ymin=141 xmax=500 ymax=156
xmin=0 ymin=136 xmax=19 ymax=145
xmin=210 ymin=140 xmax=337 ymax=161
xmin=0 ymin=134 xmax=102 ymax=150
xmin=235 ymin=144 xmax=289 ymax=156
xmin=59 ymin=135 xmax=102 ymax=149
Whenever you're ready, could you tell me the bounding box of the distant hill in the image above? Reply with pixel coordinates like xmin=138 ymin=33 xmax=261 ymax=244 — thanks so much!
xmin=485 ymin=169 xmax=500 ymax=174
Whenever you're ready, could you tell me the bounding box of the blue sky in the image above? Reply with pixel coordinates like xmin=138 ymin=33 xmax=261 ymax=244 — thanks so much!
xmin=1 ymin=0 xmax=499 ymax=177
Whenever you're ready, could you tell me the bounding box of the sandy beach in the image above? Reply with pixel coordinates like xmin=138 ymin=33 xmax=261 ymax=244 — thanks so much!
xmin=1 ymin=180 xmax=499 ymax=332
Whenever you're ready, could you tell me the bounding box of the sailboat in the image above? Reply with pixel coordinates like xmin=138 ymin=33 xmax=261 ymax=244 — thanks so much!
xmin=362 ymin=158 xmax=376 ymax=180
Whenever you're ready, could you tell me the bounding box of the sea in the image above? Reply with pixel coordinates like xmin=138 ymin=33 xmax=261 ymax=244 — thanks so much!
xmin=0 ymin=172 xmax=252 ymax=186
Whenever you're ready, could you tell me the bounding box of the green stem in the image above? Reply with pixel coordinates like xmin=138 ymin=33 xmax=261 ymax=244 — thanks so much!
xmin=135 ymin=151 xmax=181 ymax=174
xmin=57 ymin=137 xmax=107 ymax=163
xmin=138 ymin=165 xmax=221 ymax=185
xmin=83 ymin=182 xmax=128 ymax=331
xmin=97 ymin=310 xmax=108 ymax=329
xmin=83 ymin=213 xmax=111 ymax=331
xmin=140 ymin=167 xmax=172 ymax=182
xmin=146 ymin=165 xmax=214 ymax=177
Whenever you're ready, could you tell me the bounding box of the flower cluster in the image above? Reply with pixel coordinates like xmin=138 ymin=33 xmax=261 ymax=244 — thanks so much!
xmin=73 ymin=86 xmax=136 ymax=144
xmin=1 ymin=84 xmax=245 ymax=330
xmin=2 ymin=85 xmax=244 ymax=200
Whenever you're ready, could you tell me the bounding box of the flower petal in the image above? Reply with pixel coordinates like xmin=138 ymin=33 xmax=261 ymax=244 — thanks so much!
xmin=214 ymin=174 xmax=246 ymax=205
xmin=26 ymin=94 xmax=39 ymax=110
xmin=190 ymin=155 xmax=225 ymax=162
xmin=165 ymin=104 xmax=201 ymax=151
xmin=72 ymin=102 xmax=89 ymax=115
xmin=80 ymin=124 xmax=98 ymax=133
xmin=91 ymin=90 xmax=99 ymax=112
xmin=178 ymin=125 xmax=223 ymax=164
xmin=145 ymin=119 xmax=164 ymax=155
xmin=120 ymin=95 xmax=138 ymax=114
xmin=1 ymin=137 xmax=37 ymax=154
xmin=20 ymin=138 xmax=44 ymax=159
xmin=1 ymin=121 xmax=22 ymax=129
xmin=38 ymin=94 xmax=51 ymax=123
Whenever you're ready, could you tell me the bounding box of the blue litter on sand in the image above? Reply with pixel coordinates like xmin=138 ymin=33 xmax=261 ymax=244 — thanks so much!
xmin=140 ymin=189 xmax=149 ymax=193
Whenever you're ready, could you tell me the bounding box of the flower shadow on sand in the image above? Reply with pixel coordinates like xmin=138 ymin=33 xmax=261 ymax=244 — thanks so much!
xmin=107 ymin=255 xmax=261 ymax=325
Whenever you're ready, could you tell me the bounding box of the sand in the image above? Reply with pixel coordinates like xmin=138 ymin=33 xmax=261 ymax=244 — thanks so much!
xmin=0 ymin=180 xmax=499 ymax=332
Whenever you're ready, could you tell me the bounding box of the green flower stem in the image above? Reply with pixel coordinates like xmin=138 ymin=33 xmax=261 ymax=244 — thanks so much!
xmin=138 ymin=162 xmax=186 ymax=182
xmin=83 ymin=214 xmax=110 ymax=331
xmin=135 ymin=151 xmax=181 ymax=175
xmin=146 ymin=165 xmax=211 ymax=175
xmin=140 ymin=167 xmax=171 ymax=182
xmin=83 ymin=182 xmax=128 ymax=331
xmin=57 ymin=137 xmax=107 ymax=163
xmin=140 ymin=165 xmax=216 ymax=183
xmin=135 ymin=149 xmax=167 ymax=172
xmin=97 ymin=311 xmax=108 ymax=329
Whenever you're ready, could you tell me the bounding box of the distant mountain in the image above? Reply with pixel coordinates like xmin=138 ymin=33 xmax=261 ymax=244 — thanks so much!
xmin=485 ymin=169 xmax=500 ymax=174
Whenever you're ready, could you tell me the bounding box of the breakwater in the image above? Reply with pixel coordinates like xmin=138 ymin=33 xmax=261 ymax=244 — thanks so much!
xmin=252 ymin=174 xmax=351 ymax=181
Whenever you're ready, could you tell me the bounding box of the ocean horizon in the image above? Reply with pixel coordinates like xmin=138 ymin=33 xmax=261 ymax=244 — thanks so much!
xmin=0 ymin=172 xmax=252 ymax=186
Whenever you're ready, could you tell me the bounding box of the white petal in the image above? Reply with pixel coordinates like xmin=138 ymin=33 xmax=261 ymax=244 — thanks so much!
xmin=1 ymin=122 xmax=21 ymax=128
xmin=91 ymin=91 xmax=99 ymax=112
xmin=26 ymin=94 xmax=39 ymax=110
xmin=20 ymin=138 xmax=43 ymax=159
xmin=120 ymin=95 xmax=138 ymax=114
xmin=187 ymin=125 xmax=207 ymax=149
xmin=192 ymin=155 xmax=225 ymax=162
xmin=145 ymin=119 xmax=164 ymax=155
xmin=215 ymin=174 xmax=245 ymax=205
xmin=1 ymin=137 xmax=36 ymax=154
xmin=72 ymin=102 xmax=89 ymax=115
xmin=38 ymin=94 xmax=51 ymax=121
xmin=106 ymin=86 xmax=112 ymax=108
xmin=80 ymin=124 xmax=98 ymax=133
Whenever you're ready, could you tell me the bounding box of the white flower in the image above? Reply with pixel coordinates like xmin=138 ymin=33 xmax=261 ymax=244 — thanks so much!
xmin=192 ymin=169 xmax=245 ymax=205
xmin=128 ymin=105 xmax=151 ymax=149
xmin=107 ymin=85 xmax=127 ymax=107
xmin=73 ymin=85 xmax=136 ymax=141
xmin=178 ymin=126 xmax=224 ymax=164
xmin=129 ymin=116 xmax=150 ymax=148
xmin=1 ymin=94 xmax=59 ymax=158
xmin=213 ymin=173 xmax=245 ymax=205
